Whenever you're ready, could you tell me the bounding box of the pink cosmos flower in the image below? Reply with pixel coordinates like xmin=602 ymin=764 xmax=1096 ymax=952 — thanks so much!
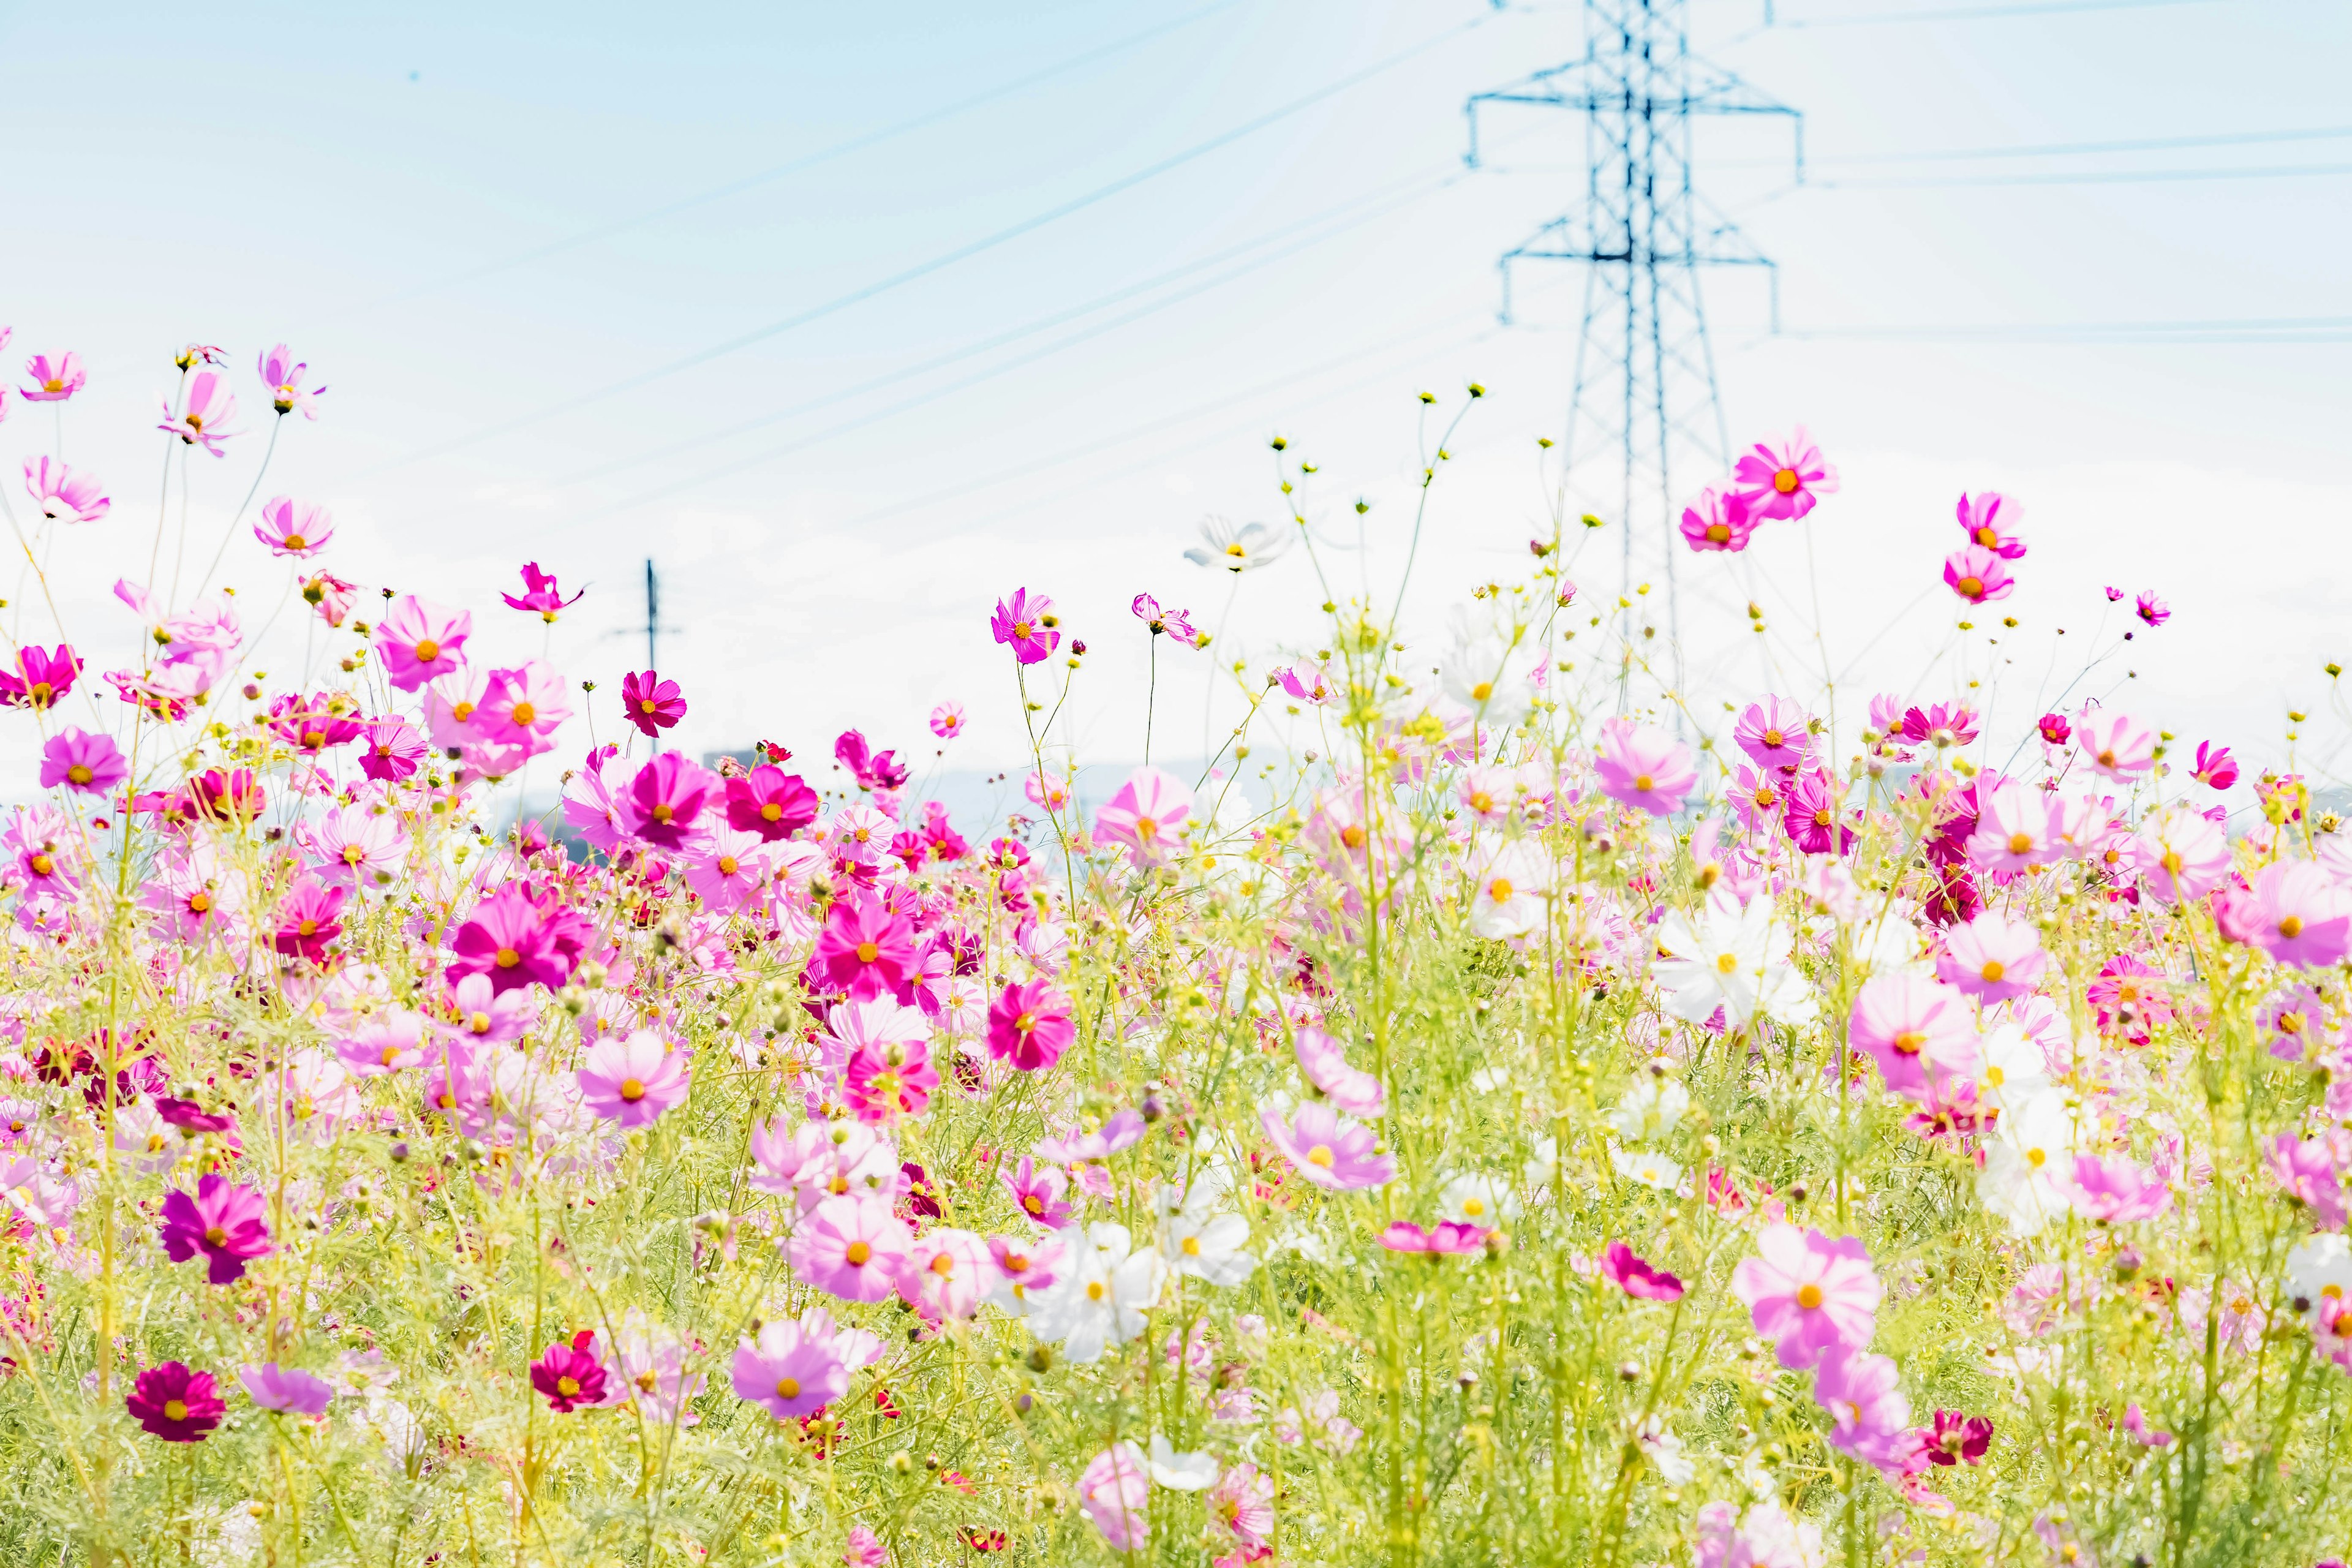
xmin=731 ymin=1317 xmax=851 ymax=1420
xmin=2266 ymin=1133 xmax=2350 ymax=1228
xmin=1207 ymin=1463 xmax=1275 ymax=1546
xmin=1133 ymin=593 xmax=1202 ymax=644
xmin=1928 ymin=1409 xmax=1993 ymax=1466
xmin=159 ymin=1172 xmax=273 ymax=1284
xmin=301 ymin=570 xmax=359 ymax=627
xmin=1956 ymin=491 xmax=2025 ymax=558
xmin=930 ymin=700 xmax=966 ymax=739
xmin=577 ymin=1030 xmax=690 ymax=1127
xmin=1901 ymin=701 xmax=1979 ymax=747
xmin=621 ymin=669 xmax=687 ymax=737
xmin=159 ymin=369 xmax=240 ymax=454
xmin=252 ymin=497 xmax=333 ymax=557
xmin=684 ymin=825 xmax=772 ymax=914
xmin=844 ymin=1036 xmax=938 ymax=1123
xmin=1847 ymin=974 xmax=1980 ymax=1098
xmin=1781 ymin=769 xmax=1853 ymax=856
xmin=989 ymin=587 xmax=1060 ymax=665
xmin=1292 ymin=1026 xmax=1385 ymax=1116
xmin=39 ymin=728 xmax=127 ymax=796
xmin=1275 ymin=664 xmax=1333 ymax=705
xmin=273 ymin=879 xmax=348 ymax=962
xmin=239 ymin=1363 xmax=334 ymax=1418
xmin=1942 ymin=545 xmax=2015 ymax=605
xmin=1936 ymin=913 xmax=2046 ymax=1003
xmin=1964 ymin=780 xmax=2059 ymax=875
xmin=2075 ymin=708 xmax=2155 ymax=783
xmin=620 ymin=752 xmax=717 ymax=851
xmin=1079 ymin=1441 xmax=1152 ymax=1552
xmin=1001 ymin=1156 xmax=1072 ymax=1229
xmin=1260 ymin=1102 xmax=1393 ymax=1191
xmin=724 ymin=764 xmax=819 ymax=841
xmin=2131 ymin=806 xmax=2230 ymax=905
xmin=1379 ymin=1220 xmax=1488 ymax=1254
xmin=1732 ymin=426 xmax=1838 ymax=521
xmin=899 ymin=1226 xmax=1000 ymax=1318
xmin=258 ymin=343 xmax=326 ymax=419
xmin=2135 ymin=591 xmax=2169 ymax=628
xmin=2190 ymin=741 xmax=2238 ymax=790
xmin=2069 ymin=1153 xmax=2172 ymax=1224
xmin=20 ymin=351 xmax=84 ymax=402
xmin=2244 ymin=861 xmax=2352 ymax=969
xmin=500 ymin=562 xmax=584 ymax=621
xmin=1594 ymin=718 xmax=1697 ymax=816
xmin=1733 ymin=696 xmax=1812 ymax=770
xmin=373 ymin=595 xmax=471 ymax=692
xmin=789 ymin=1193 xmax=913 ymax=1303
xmin=0 ymin=644 xmax=80 ymax=711
xmin=815 ymin=897 xmax=920 ymax=1000
xmin=1096 ymin=766 xmax=1193 ymax=862
xmin=1679 ymin=486 xmax=1757 ymax=552
xmin=1811 ymin=1346 xmax=1918 ymax=1474
xmin=1600 ymin=1241 xmax=1685 ymax=1301
xmin=842 ymin=1526 xmax=888 ymax=1568
xmin=23 ymin=457 xmax=108 ymax=524
xmin=2036 ymin=712 xmax=2071 ymax=747
xmin=531 ymin=1332 xmax=609 ymax=1412
xmin=358 ymin=718 xmax=429 ymax=783
xmin=1731 ymin=1224 xmax=1882 ymax=1369
xmin=987 ymin=979 xmax=1076 ymax=1072
xmin=127 ymin=1362 xmax=226 ymax=1442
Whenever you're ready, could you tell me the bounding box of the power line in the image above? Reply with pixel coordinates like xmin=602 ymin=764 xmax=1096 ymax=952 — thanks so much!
xmin=336 ymin=0 xmax=1250 ymax=318
xmin=1777 ymin=315 xmax=2352 ymax=342
xmin=1811 ymin=123 xmax=2352 ymax=165
xmin=1816 ymin=159 xmax=2352 ymax=187
xmin=366 ymin=11 xmax=1494 ymax=475
xmin=1768 ymin=0 xmax=2215 ymax=26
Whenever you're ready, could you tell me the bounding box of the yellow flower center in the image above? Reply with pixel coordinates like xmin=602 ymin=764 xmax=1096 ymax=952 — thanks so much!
xmin=1087 ymin=1280 xmax=1107 ymax=1301
xmin=188 ymin=892 xmax=213 ymax=913
xmin=557 ymin=1376 xmax=580 ymax=1397
xmin=1892 ymin=1030 xmax=1927 ymax=1057
xmin=204 ymin=1225 xmax=228 ymax=1246
xmin=856 ymin=941 xmax=880 ymax=963
xmin=1133 ymin=815 xmax=1159 ymax=842
xmin=1773 ymin=468 xmax=1800 ymax=494
xmin=775 ymin=1376 xmax=800 ymax=1398
xmin=761 ymin=802 xmax=783 ymax=822
xmin=1306 ymin=1144 xmax=1335 ymax=1169
xmin=717 ymin=856 xmax=739 ymax=875
xmin=2280 ymin=915 xmax=2305 ymax=939
xmin=1716 ymin=953 xmax=1740 ymax=974
xmin=164 ymin=1399 xmax=189 ymax=1422
xmin=652 ymin=803 xmax=674 ymax=823
xmin=930 ymin=1251 xmax=956 ymax=1276
xmin=1705 ymin=523 xmax=1729 ymax=544
xmin=845 ymin=1241 xmax=872 ymax=1266
xmin=67 ymin=764 xmax=92 ymax=785
xmin=1981 ymin=960 xmax=2005 ymax=982
xmin=1182 ymin=1235 xmax=1202 ymax=1256
xmin=413 ymin=639 xmax=440 ymax=663
xmin=1958 ymin=576 xmax=1984 ymax=598
xmin=1633 ymin=774 xmax=1654 ymax=793
xmin=619 ymin=1078 xmax=646 ymax=1102
xmin=1488 ymin=878 xmax=1513 ymax=902
xmin=28 ymin=854 xmax=53 ymax=876
xmin=1796 ymin=1283 xmax=1824 ymax=1310
xmin=284 ymin=533 xmax=307 ymax=551
xmin=510 ymin=702 xmax=536 ymax=728
xmin=495 ymin=947 xmax=521 ymax=969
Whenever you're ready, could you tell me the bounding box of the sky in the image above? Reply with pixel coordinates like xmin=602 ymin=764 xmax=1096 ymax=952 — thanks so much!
xmin=1 ymin=0 xmax=2347 ymax=810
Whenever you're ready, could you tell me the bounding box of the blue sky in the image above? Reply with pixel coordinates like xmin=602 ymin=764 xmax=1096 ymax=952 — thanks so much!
xmin=2 ymin=0 xmax=2346 ymax=797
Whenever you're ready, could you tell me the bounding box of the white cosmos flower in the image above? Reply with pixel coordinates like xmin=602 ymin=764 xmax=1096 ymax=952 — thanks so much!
xmin=1155 ymin=1175 xmax=1257 ymax=1288
xmin=1652 ymin=891 xmax=1816 ymax=1027
xmin=1468 ymin=840 xmax=1551 ymax=940
xmin=1610 ymin=1147 xmax=1684 ymax=1192
xmin=1438 ymin=1172 xmax=1517 ymax=1227
xmin=1977 ymin=1089 xmax=2088 ymax=1237
xmin=1439 ymin=610 xmax=1534 ymax=728
xmin=1148 ymin=1433 xmax=1219 ymax=1490
xmin=2286 ymin=1234 xmax=2352 ymax=1320
xmin=1606 ymin=1077 xmax=1690 ymax=1144
xmin=1184 ymin=515 xmax=1291 ymax=573
xmin=1030 ymin=1223 xmax=1166 ymax=1364
xmin=1974 ymin=1023 xmax=2050 ymax=1112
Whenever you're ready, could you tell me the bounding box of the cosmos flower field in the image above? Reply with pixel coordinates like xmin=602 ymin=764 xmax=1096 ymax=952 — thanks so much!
xmin=1 ymin=336 xmax=2351 ymax=1568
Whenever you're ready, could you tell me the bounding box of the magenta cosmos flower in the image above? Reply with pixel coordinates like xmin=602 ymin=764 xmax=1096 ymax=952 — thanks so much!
xmin=1847 ymin=973 xmax=1978 ymax=1098
xmin=1928 ymin=1409 xmax=1994 ymax=1466
xmin=577 ymin=1030 xmax=691 ymax=1127
xmin=1732 ymin=695 xmax=1812 ymax=770
xmin=21 ymin=350 xmax=85 ymax=402
xmin=239 ymin=1362 xmax=334 ymax=1418
xmin=845 ymin=1037 xmax=938 ymax=1123
xmin=989 ymin=587 xmax=1060 ymax=665
xmin=1732 ymin=426 xmax=1838 ymax=521
xmin=24 ymin=457 xmax=109 ymax=524
xmin=1731 ymin=1224 xmax=1882 ymax=1369
xmin=39 ymin=728 xmax=127 ymax=796
xmin=1956 ymin=491 xmax=2025 ymax=558
xmin=2075 ymin=707 xmax=2156 ymax=783
xmin=272 ymin=879 xmax=348 ymax=962
xmin=1095 ymin=766 xmax=1193 ymax=862
xmin=724 ymin=763 xmax=819 ymax=842
xmin=2244 ymin=861 xmax=2352 ymax=970
xmin=1679 ymin=486 xmax=1757 ymax=552
xmin=1943 ymin=545 xmax=2015 ymax=605
xmin=159 ymin=1172 xmax=273 ymax=1284
xmin=500 ymin=561 xmax=585 ymax=621
xmin=1594 ymin=719 xmax=1697 ymax=816
xmin=531 ymin=1331 xmax=610 ymax=1412
xmin=987 ymin=979 xmax=1076 ymax=1072
xmin=448 ymin=885 xmax=571 ymax=993
xmin=1132 ymin=593 xmax=1201 ymax=644
xmin=1600 ymin=1240 xmax=1685 ymax=1302
xmin=252 ymin=496 xmax=332 ymax=557
xmin=620 ymin=752 xmax=715 ymax=850
xmin=731 ymin=1317 xmax=851 ymax=1420
xmin=373 ymin=595 xmax=471 ymax=692
xmin=127 ymin=1362 xmax=227 ymax=1442
xmin=2190 ymin=741 xmax=2238 ymax=790
xmin=620 ymin=669 xmax=687 ymax=737
xmin=258 ymin=342 xmax=326 ymax=419
xmin=814 ymin=897 xmax=920 ymax=1000
xmin=1934 ymin=912 xmax=2046 ymax=1003
xmin=0 ymin=644 xmax=80 ymax=711
xmin=159 ymin=369 xmax=240 ymax=454
xmin=1261 ymin=1102 xmax=1393 ymax=1191
xmin=2134 ymin=590 xmax=2169 ymax=628
xmin=1379 ymin=1220 xmax=1488 ymax=1255
xmin=788 ymin=1193 xmax=913 ymax=1303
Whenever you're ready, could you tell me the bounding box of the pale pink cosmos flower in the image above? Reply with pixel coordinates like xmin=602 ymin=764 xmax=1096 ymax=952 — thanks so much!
xmin=20 ymin=351 xmax=84 ymax=402
xmin=1292 ymin=1025 xmax=1385 ymax=1116
xmin=258 ymin=342 xmax=326 ymax=419
xmin=576 ymin=1030 xmax=690 ymax=1127
xmin=1811 ymin=1346 xmax=1920 ymax=1474
xmin=929 ymin=701 xmax=965 ymax=739
xmin=2075 ymin=708 xmax=2156 ymax=783
xmin=789 ymin=1193 xmax=913 ymax=1303
xmin=2131 ymin=805 xmax=2231 ymax=905
xmin=729 ymin=1317 xmax=848 ymax=1422
xmin=1731 ymin=1224 xmax=1882 ymax=1370
xmin=2244 ymin=861 xmax=2352 ymax=969
xmin=160 ymin=369 xmax=239 ymax=454
xmin=1079 ymin=1441 xmax=1152 ymax=1552
xmin=1847 ymin=974 xmax=1980 ymax=1099
xmin=1593 ymin=718 xmax=1697 ymax=817
xmin=1732 ymin=696 xmax=1812 ymax=771
xmin=1275 ymin=663 xmax=1333 ymax=705
xmin=683 ymin=826 xmax=772 ymax=914
xmin=374 ymin=596 xmax=472 ymax=692
xmin=1679 ymin=486 xmax=1757 ymax=552
xmin=1694 ymin=1498 xmax=1825 ymax=1568
xmin=253 ymin=497 xmax=333 ymax=557
xmin=473 ymin=660 xmax=572 ymax=752
xmin=841 ymin=1526 xmax=887 ymax=1568
xmin=1936 ymin=913 xmax=2046 ymax=1003
xmin=23 ymin=458 xmax=108 ymax=524
xmin=1956 ymin=491 xmax=2025 ymax=558
xmin=2070 ymin=1153 xmax=2172 ymax=1224
xmin=1732 ymin=426 xmax=1838 ymax=521
xmin=1095 ymin=766 xmax=1193 ymax=864
xmin=1942 ymin=545 xmax=2015 ymax=606
xmin=1260 ymin=1102 xmax=1393 ymax=1190
xmin=1207 ymin=1462 xmax=1275 ymax=1545
xmin=897 ymin=1226 xmax=1000 ymax=1319
xmin=1965 ymin=779 xmax=2060 ymax=874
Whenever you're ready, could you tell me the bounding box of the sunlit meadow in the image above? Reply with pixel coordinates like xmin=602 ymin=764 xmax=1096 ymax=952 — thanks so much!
xmin=0 ymin=333 xmax=2348 ymax=1568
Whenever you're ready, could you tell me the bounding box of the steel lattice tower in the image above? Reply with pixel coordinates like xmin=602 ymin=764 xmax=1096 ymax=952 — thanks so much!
xmin=1467 ymin=2 xmax=1800 ymax=695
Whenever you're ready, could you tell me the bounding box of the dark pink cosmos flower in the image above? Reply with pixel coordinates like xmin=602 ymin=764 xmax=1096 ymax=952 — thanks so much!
xmin=620 ymin=753 xmax=716 ymax=850
xmin=127 ymin=1362 xmax=227 ymax=1442
xmin=1732 ymin=426 xmax=1838 ymax=521
xmin=921 ymin=802 xmax=969 ymax=863
xmin=266 ymin=692 xmax=364 ymax=753
xmin=2135 ymin=591 xmax=2169 ymax=628
xmin=1943 ymin=545 xmax=2015 ymax=605
xmin=1781 ymin=770 xmax=1853 ymax=856
xmin=813 ymin=897 xmax=919 ymax=1001
xmin=2087 ymin=954 xmax=2172 ymax=1043
xmin=1600 ymin=1241 xmax=1685 ymax=1302
xmin=273 ymin=880 xmax=347 ymax=962
xmin=358 ymin=718 xmax=429 ymax=783
xmin=989 ymin=588 xmax=1060 ymax=665
xmin=845 ymin=1038 xmax=938 ymax=1123
xmin=1679 ymin=486 xmax=1757 ymax=552
xmin=39 ymin=728 xmax=127 ymax=796
xmin=159 ymin=1173 xmax=273 ymax=1284
xmin=2190 ymin=741 xmax=2238 ymax=790
xmin=835 ymin=730 xmax=908 ymax=793
xmin=448 ymin=886 xmax=571 ymax=994
xmin=2035 ymin=712 xmax=2071 ymax=746
xmin=1955 ymin=492 xmax=2025 ymax=559
xmin=20 ymin=350 xmax=85 ymax=402
xmin=531 ymin=1331 xmax=610 ymax=1413
xmin=987 ymin=979 xmax=1075 ymax=1072
xmin=1901 ymin=702 xmax=1979 ymax=747
xmin=724 ymin=764 xmax=819 ymax=842
xmin=159 ymin=369 xmax=240 ymax=455
xmin=1379 ymin=1221 xmax=1488 ymax=1255
xmin=500 ymin=562 xmax=584 ymax=622
xmin=155 ymin=1096 xmax=236 ymax=1134
xmin=0 ymin=644 xmax=81 ymax=711
xmin=192 ymin=767 xmax=266 ymax=824
xmin=620 ymin=669 xmax=687 ymax=737
xmin=257 ymin=342 xmax=326 ymax=420
xmin=374 ymin=595 xmax=472 ymax=693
